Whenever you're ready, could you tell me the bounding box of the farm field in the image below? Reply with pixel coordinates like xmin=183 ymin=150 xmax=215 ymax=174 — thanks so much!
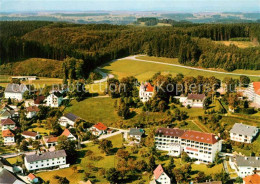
xmin=214 ymin=40 xmax=258 ymax=48
xmin=102 ymin=57 xmax=260 ymax=82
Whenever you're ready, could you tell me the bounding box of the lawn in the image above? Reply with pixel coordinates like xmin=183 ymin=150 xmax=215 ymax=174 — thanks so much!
xmin=28 ymin=123 xmax=51 ymax=136
xmin=191 ymin=163 xmax=223 ymax=176
xmin=178 ymin=120 xmax=203 ymax=132
xmin=101 ymin=58 xmax=260 ymax=82
xmin=85 ymin=82 xmax=107 ymax=95
xmin=7 ymin=156 xmax=23 ymax=165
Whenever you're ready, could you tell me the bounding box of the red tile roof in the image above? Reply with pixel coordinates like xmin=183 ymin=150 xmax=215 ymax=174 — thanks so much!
xmin=26 ymin=106 xmax=40 ymax=112
xmin=2 ymin=130 xmax=14 ymax=137
xmin=94 ymin=122 xmax=107 ymax=131
xmin=187 ymin=94 xmax=206 ymax=100
xmin=1 ymin=118 xmax=15 ymax=125
xmin=145 ymin=83 xmax=154 ymax=92
xmin=156 ymin=128 xmax=185 ymax=137
xmin=28 ymin=173 xmax=36 ymax=180
xmin=243 ymin=174 xmax=260 ymax=184
xmin=61 ymin=129 xmax=71 ymax=137
xmin=180 ymin=130 xmax=218 ymax=144
xmin=253 ymin=82 xmax=260 ymax=95
xmin=22 ymin=131 xmax=38 ymax=137
xmin=46 ymin=136 xmax=58 ymax=143
xmin=34 ymin=95 xmax=45 ymax=104
xmin=153 ymin=164 xmax=164 ymax=180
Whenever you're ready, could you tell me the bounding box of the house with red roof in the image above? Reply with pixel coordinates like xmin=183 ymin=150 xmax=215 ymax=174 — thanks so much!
xmin=89 ymin=122 xmax=108 ymax=136
xmin=152 ymin=164 xmax=171 ymax=184
xmin=21 ymin=131 xmax=40 ymax=140
xmin=243 ymin=174 xmax=260 ymax=184
xmin=2 ymin=129 xmax=15 ymax=145
xmin=155 ymin=128 xmax=222 ymax=163
xmin=244 ymin=82 xmax=260 ymax=108
xmin=26 ymin=106 xmax=40 ymax=119
xmin=139 ymin=82 xmax=154 ymax=103
xmin=28 ymin=173 xmax=38 ymax=183
xmin=43 ymin=136 xmax=59 ymax=148
xmin=1 ymin=118 xmax=16 ymax=131
xmin=60 ymin=129 xmax=76 ymax=141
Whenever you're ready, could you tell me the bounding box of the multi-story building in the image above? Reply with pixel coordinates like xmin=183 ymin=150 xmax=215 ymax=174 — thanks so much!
xmin=139 ymin=82 xmax=154 ymax=103
xmin=129 ymin=128 xmax=145 ymax=143
xmin=60 ymin=129 xmax=77 ymax=141
xmin=244 ymin=82 xmax=260 ymax=107
xmin=1 ymin=118 xmax=16 ymax=131
xmin=58 ymin=113 xmax=79 ymax=127
xmin=152 ymin=164 xmax=171 ymax=184
xmin=89 ymin=122 xmax=108 ymax=136
xmin=155 ymin=127 xmax=222 ymax=163
xmin=43 ymin=136 xmax=59 ymax=148
xmin=24 ymin=150 xmax=67 ymax=171
xmin=46 ymin=92 xmax=63 ymax=107
xmin=230 ymin=123 xmax=258 ymax=143
xmin=26 ymin=106 xmax=40 ymax=119
xmin=4 ymin=83 xmax=28 ymax=101
xmin=2 ymin=129 xmax=15 ymax=145
xmin=183 ymin=94 xmax=206 ymax=108
xmin=229 ymin=156 xmax=260 ymax=178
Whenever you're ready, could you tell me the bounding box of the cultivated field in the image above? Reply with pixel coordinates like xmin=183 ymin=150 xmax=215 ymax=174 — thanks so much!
xmin=214 ymin=40 xmax=258 ymax=48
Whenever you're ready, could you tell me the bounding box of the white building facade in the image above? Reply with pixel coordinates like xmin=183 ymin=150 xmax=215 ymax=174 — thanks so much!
xmin=46 ymin=93 xmax=63 ymax=108
xmin=4 ymin=84 xmax=28 ymax=101
xmin=139 ymin=82 xmax=154 ymax=103
xmin=153 ymin=164 xmax=171 ymax=184
xmin=244 ymin=82 xmax=260 ymax=107
xmin=230 ymin=123 xmax=258 ymax=143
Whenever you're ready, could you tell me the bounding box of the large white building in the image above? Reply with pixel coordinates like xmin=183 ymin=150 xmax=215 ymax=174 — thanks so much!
xmin=24 ymin=150 xmax=67 ymax=171
xmin=58 ymin=113 xmax=79 ymax=127
xmin=229 ymin=156 xmax=260 ymax=178
xmin=152 ymin=164 xmax=171 ymax=184
xmin=46 ymin=92 xmax=63 ymax=107
xmin=4 ymin=83 xmax=28 ymax=101
xmin=230 ymin=123 xmax=258 ymax=143
xmin=139 ymin=82 xmax=154 ymax=103
xmin=244 ymin=82 xmax=260 ymax=107
xmin=155 ymin=128 xmax=222 ymax=163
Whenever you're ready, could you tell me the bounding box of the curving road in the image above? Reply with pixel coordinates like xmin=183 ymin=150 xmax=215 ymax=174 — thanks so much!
xmin=123 ymin=55 xmax=260 ymax=78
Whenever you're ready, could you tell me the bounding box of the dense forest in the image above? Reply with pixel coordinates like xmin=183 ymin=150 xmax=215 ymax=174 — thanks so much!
xmin=0 ymin=21 xmax=259 ymax=78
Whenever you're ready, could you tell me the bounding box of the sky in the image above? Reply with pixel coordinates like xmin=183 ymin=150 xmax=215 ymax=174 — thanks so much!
xmin=1 ymin=0 xmax=260 ymax=12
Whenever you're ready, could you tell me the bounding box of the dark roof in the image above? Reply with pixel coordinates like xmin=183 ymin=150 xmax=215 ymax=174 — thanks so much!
xmin=26 ymin=106 xmax=40 ymax=112
xmin=156 ymin=128 xmax=185 ymax=137
xmin=64 ymin=113 xmax=79 ymax=122
xmin=187 ymin=94 xmax=206 ymax=100
xmin=230 ymin=123 xmax=258 ymax=136
xmin=0 ymin=168 xmax=25 ymax=184
xmin=129 ymin=128 xmax=145 ymax=136
xmin=1 ymin=118 xmax=15 ymax=125
xmin=4 ymin=83 xmax=28 ymax=93
xmin=234 ymin=156 xmax=260 ymax=167
xmin=25 ymin=150 xmax=67 ymax=163
xmin=34 ymin=95 xmax=45 ymax=104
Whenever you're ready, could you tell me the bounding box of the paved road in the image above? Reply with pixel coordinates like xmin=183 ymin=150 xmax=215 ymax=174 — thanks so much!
xmin=124 ymin=55 xmax=260 ymax=78
xmin=93 ymin=67 xmax=114 ymax=84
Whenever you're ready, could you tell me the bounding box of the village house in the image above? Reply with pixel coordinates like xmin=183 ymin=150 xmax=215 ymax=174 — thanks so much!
xmin=139 ymin=82 xmax=154 ymax=103
xmin=60 ymin=129 xmax=77 ymax=141
xmin=28 ymin=173 xmax=39 ymax=183
xmin=46 ymin=92 xmax=63 ymax=107
xmin=58 ymin=113 xmax=79 ymax=127
xmin=243 ymin=174 xmax=260 ymax=184
xmin=184 ymin=94 xmax=206 ymax=108
xmin=25 ymin=106 xmax=40 ymax=119
xmin=152 ymin=164 xmax=171 ymax=184
xmin=229 ymin=156 xmax=260 ymax=178
xmin=2 ymin=129 xmax=15 ymax=145
xmin=24 ymin=150 xmax=68 ymax=171
xmin=230 ymin=123 xmax=258 ymax=143
xmin=0 ymin=105 xmax=17 ymax=120
xmin=25 ymin=96 xmax=45 ymax=107
xmin=21 ymin=131 xmax=40 ymax=140
xmin=1 ymin=118 xmax=16 ymax=131
xmin=244 ymin=82 xmax=260 ymax=108
xmin=129 ymin=128 xmax=145 ymax=142
xmin=43 ymin=136 xmax=59 ymax=148
xmin=155 ymin=127 xmax=222 ymax=163
xmin=4 ymin=83 xmax=29 ymax=101
xmin=0 ymin=167 xmax=25 ymax=184
xmin=89 ymin=122 xmax=108 ymax=136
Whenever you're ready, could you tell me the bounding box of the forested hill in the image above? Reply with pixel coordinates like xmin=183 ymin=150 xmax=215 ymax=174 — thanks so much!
xmin=0 ymin=21 xmax=260 ymax=79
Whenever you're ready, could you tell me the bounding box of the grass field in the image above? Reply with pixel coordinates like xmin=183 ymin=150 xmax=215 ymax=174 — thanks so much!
xmin=101 ymin=58 xmax=260 ymax=82
xmin=214 ymin=41 xmax=258 ymax=48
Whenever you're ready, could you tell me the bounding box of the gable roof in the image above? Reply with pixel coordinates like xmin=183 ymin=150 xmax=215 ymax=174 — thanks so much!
xmin=1 ymin=118 xmax=15 ymax=125
xmin=129 ymin=128 xmax=145 ymax=136
xmin=44 ymin=136 xmax=59 ymax=143
xmin=94 ymin=122 xmax=107 ymax=131
xmin=22 ymin=131 xmax=38 ymax=137
xmin=86 ymin=180 xmax=92 ymax=184
xmin=64 ymin=113 xmax=79 ymax=122
xmin=234 ymin=156 xmax=260 ymax=167
xmin=153 ymin=164 xmax=165 ymax=180
xmin=187 ymin=94 xmax=206 ymax=100
xmin=26 ymin=106 xmax=40 ymax=112
xmin=28 ymin=173 xmax=36 ymax=180
xmin=253 ymin=82 xmax=260 ymax=95
xmin=5 ymin=83 xmax=28 ymax=93
xmin=2 ymin=129 xmax=14 ymax=137
xmin=243 ymin=174 xmax=260 ymax=184
xmin=34 ymin=95 xmax=45 ymax=104
xmin=230 ymin=123 xmax=258 ymax=136
xmin=180 ymin=130 xmax=218 ymax=144
xmin=25 ymin=150 xmax=66 ymax=163
xmin=156 ymin=127 xmax=185 ymax=137
xmin=61 ymin=129 xmax=72 ymax=137
xmin=0 ymin=168 xmax=25 ymax=184
xmin=145 ymin=82 xmax=154 ymax=92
